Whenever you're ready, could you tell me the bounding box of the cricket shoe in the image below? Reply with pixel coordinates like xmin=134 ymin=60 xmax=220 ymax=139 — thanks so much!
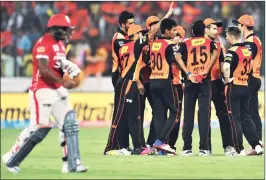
xmin=259 ymin=140 xmax=264 ymax=147
xmin=238 ymin=149 xmax=246 ymax=156
xmin=131 ymin=147 xmax=154 ymax=155
xmin=153 ymin=139 xmax=176 ymax=154
xmin=179 ymin=150 xmax=193 ymax=156
xmin=246 ymin=146 xmax=257 ymax=156
xmin=224 ymin=146 xmax=238 ymax=156
xmin=255 ymin=145 xmax=264 ymax=155
xmin=198 ymin=150 xmax=212 ymax=156
xmin=106 ymin=148 xmax=131 ymax=156
xmin=2 ymin=152 xmax=21 ymax=174
xmin=61 ymin=161 xmax=88 ymax=173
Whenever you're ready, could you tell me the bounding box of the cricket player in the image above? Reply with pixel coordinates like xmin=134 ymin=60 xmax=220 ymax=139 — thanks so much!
xmin=149 ymin=17 xmax=181 ymax=155
xmin=105 ymin=3 xmax=174 ymax=155
xmin=110 ymin=11 xmax=135 ymax=152
xmin=142 ymin=15 xmax=160 ymax=147
xmin=2 ymin=14 xmax=88 ymax=173
xmin=167 ymin=26 xmax=186 ymax=152
xmin=176 ymin=20 xmax=219 ymax=156
xmin=232 ymin=15 xmax=263 ymax=155
xmin=223 ymin=26 xmax=263 ymax=155
xmin=203 ymin=18 xmax=236 ymax=156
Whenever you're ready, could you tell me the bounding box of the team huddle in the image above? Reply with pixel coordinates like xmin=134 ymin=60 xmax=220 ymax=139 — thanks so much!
xmin=104 ymin=2 xmax=264 ymax=156
xmin=1 ymin=2 xmax=263 ymax=175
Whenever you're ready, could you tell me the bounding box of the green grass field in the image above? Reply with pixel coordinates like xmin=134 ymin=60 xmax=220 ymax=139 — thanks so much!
xmin=1 ymin=128 xmax=264 ymax=179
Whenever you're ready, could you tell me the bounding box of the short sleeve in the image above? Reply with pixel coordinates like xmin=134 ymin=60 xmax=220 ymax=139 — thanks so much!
xmin=35 ymin=44 xmax=51 ymax=60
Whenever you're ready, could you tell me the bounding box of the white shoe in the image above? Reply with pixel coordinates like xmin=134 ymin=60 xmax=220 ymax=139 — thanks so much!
xmin=61 ymin=162 xmax=69 ymax=173
xmin=179 ymin=150 xmax=193 ymax=156
xmin=238 ymin=150 xmax=246 ymax=156
xmin=2 ymin=153 xmax=21 ymax=173
xmin=61 ymin=161 xmax=88 ymax=173
xmin=2 ymin=152 xmax=11 ymax=164
xmin=224 ymin=146 xmax=238 ymax=156
xmin=259 ymin=141 xmax=264 ymax=147
xmin=198 ymin=150 xmax=211 ymax=156
xmin=255 ymin=145 xmax=264 ymax=155
xmin=75 ymin=164 xmax=88 ymax=172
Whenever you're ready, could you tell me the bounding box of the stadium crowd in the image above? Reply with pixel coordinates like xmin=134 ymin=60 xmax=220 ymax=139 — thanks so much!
xmin=1 ymin=1 xmax=264 ymax=77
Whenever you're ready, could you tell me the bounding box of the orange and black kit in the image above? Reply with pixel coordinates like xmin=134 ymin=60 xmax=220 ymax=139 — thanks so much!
xmin=149 ymin=37 xmax=181 ymax=144
xmin=244 ymin=33 xmax=263 ymax=141
xmin=224 ymin=43 xmax=261 ymax=153
xmin=211 ymin=41 xmax=233 ymax=149
xmin=178 ymin=37 xmax=216 ymax=151
xmin=104 ymin=36 xmax=149 ymax=154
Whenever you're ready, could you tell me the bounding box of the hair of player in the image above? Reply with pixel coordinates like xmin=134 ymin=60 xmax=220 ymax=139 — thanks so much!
xmin=176 ymin=32 xmax=181 ymax=37
xmin=192 ymin=20 xmax=205 ymax=37
xmin=205 ymin=24 xmax=212 ymax=29
xmin=226 ymin=26 xmax=242 ymax=39
xmin=118 ymin=11 xmax=134 ymax=26
xmin=160 ymin=18 xmax=177 ymax=34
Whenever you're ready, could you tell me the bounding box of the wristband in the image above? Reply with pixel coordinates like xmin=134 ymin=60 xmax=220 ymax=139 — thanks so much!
xmin=186 ymin=72 xmax=191 ymax=76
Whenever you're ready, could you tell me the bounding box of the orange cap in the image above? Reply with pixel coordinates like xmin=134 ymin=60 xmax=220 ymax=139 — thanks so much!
xmin=204 ymin=18 xmax=223 ymax=27
xmin=128 ymin=24 xmax=143 ymax=36
xmin=145 ymin=16 xmax=160 ymax=29
xmin=232 ymin=14 xmax=254 ymax=26
xmin=176 ymin=26 xmax=186 ymax=38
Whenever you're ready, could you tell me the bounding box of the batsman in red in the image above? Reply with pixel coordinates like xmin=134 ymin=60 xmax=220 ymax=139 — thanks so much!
xmin=2 ymin=14 xmax=88 ymax=173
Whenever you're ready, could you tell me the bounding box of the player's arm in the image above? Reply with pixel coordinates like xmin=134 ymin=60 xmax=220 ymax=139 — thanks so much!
xmin=175 ymin=43 xmax=197 ymax=83
xmin=37 ymin=58 xmax=75 ymax=89
xmin=219 ymin=48 xmax=225 ymax=70
xmin=222 ymin=51 xmax=237 ymax=84
xmin=201 ymin=41 xmax=219 ymax=76
xmin=38 ymin=58 xmax=63 ymax=83
xmin=147 ymin=2 xmax=174 ymax=41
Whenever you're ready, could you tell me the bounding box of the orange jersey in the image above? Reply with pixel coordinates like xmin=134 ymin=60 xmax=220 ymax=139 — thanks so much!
xmin=244 ymin=34 xmax=262 ymax=79
xmin=178 ymin=37 xmax=217 ymax=77
xmin=224 ymin=43 xmax=252 ymax=86
xmin=111 ymin=29 xmax=128 ymax=73
xmin=211 ymin=41 xmax=223 ymax=81
xmin=118 ymin=35 xmax=148 ymax=80
xmin=149 ymin=37 xmax=178 ymax=80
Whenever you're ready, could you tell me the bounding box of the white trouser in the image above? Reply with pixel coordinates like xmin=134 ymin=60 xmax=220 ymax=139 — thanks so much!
xmin=8 ymin=86 xmax=72 ymax=162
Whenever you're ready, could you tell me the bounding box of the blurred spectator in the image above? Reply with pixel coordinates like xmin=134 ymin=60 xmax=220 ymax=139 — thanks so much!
xmin=17 ymin=30 xmax=32 ymax=54
xmin=0 ymin=1 xmax=265 ymax=77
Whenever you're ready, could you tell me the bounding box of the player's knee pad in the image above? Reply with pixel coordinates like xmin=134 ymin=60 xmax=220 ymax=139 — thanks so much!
xmin=6 ymin=127 xmax=51 ymax=167
xmin=63 ymin=110 xmax=81 ymax=172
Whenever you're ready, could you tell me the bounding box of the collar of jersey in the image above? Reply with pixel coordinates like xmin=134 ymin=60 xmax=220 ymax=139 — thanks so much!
xmin=232 ymin=43 xmax=244 ymax=47
xmin=117 ymin=28 xmax=127 ymax=36
xmin=246 ymin=33 xmax=256 ymax=39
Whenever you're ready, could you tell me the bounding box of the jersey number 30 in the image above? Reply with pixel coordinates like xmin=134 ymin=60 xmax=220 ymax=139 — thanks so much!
xmin=151 ymin=52 xmax=162 ymax=70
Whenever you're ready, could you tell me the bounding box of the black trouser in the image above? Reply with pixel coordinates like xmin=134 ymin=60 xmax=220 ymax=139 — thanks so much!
xmin=141 ymin=82 xmax=156 ymax=146
xmin=211 ymin=79 xmax=232 ymax=149
xmin=150 ymin=79 xmax=181 ymax=143
xmin=168 ymin=84 xmax=183 ymax=149
xmin=182 ymin=78 xmax=212 ymax=151
xmin=248 ymin=76 xmax=262 ymax=140
xmin=104 ymin=78 xmax=144 ymax=153
xmin=225 ymin=84 xmax=260 ymax=153
xmin=111 ymin=80 xmax=129 ymax=149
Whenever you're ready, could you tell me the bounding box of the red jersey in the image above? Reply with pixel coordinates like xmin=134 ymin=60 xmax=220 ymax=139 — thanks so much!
xmin=30 ymin=33 xmax=66 ymax=91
